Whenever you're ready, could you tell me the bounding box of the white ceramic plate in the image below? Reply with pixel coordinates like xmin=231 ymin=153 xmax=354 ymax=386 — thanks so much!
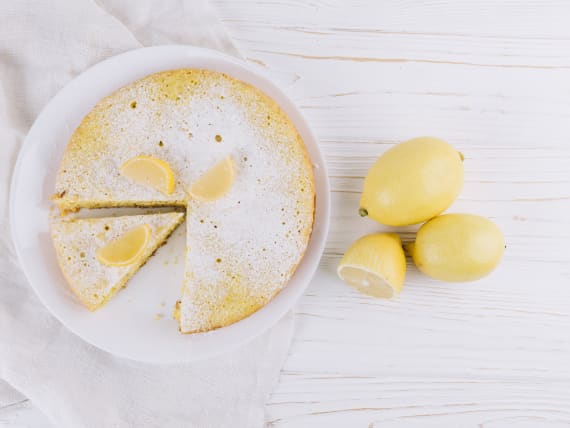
xmin=10 ymin=45 xmax=330 ymax=364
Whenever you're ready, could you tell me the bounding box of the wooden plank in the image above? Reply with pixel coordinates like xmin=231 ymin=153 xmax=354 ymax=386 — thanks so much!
xmin=210 ymin=0 xmax=570 ymax=426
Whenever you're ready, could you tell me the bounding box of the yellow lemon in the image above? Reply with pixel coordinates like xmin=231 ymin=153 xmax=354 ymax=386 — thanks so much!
xmin=359 ymin=137 xmax=464 ymax=226
xmin=120 ymin=155 xmax=175 ymax=195
xmin=405 ymin=214 xmax=504 ymax=282
xmin=96 ymin=224 xmax=151 ymax=267
xmin=337 ymin=233 xmax=406 ymax=299
xmin=188 ymin=156 xmax=235 ymax=202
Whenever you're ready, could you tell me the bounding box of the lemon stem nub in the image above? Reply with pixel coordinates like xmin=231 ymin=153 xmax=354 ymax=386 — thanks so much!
xmin=458 ymin=151 xmax=464 ymax=161
xmin=359 ymin=208 xmax=368 ymax=217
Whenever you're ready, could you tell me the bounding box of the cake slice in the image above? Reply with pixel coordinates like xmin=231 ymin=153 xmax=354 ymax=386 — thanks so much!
xmin=51 ymin=212 xmax=184 ymax=310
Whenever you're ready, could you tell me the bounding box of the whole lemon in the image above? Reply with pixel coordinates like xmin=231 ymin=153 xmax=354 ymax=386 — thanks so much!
xmin=406 ymin=214 xmax=504 ymax=282
xmin=359 ymin=137 xmax=464 ymax=226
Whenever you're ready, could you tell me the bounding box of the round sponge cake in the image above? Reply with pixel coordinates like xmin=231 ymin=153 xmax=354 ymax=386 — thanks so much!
xmin=52 ymin=69 xmax=315 ymax=333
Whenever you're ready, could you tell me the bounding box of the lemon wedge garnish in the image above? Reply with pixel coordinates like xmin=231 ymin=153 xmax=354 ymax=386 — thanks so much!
xmin=120 ymin=155 xmax=175 ymax=195
xmin=337 ymin=233 xmax=406 ymax=299
xmin=96 ymin=224 xmax=151 ymax=267
xmin=188 ymin=156 xmax=234 ymax=202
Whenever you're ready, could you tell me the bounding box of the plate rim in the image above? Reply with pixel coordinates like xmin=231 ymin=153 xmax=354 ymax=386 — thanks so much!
xmin=9 ymin=45 xmax=331 ymax=363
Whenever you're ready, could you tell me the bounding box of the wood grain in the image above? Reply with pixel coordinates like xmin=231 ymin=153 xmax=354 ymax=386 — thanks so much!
xmin=212 ymin=1 xmax=570 ymax=426
xmin=2 ymin=0 xmax=570 ymax=426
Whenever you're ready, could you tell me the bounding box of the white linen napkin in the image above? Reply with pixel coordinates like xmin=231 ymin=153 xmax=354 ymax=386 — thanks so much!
xmin=0 ymin=1 xmax=294 ymax=427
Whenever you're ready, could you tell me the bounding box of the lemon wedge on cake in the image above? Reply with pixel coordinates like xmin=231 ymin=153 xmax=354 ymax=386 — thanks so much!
xmin=51 ymin=212 xmax=184 ymax=310
xmin=338 ymin=233 xmax=406 ymax=299
xmin=96 ymin=224 xmax=151 ymax=267
xmin=120 ymin=155 xmax=175 ymax=195
xmin=188 ymin=156 xmax=235 ymax=202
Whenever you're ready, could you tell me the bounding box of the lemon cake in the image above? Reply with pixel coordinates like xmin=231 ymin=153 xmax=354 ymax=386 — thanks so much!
xmin=51 ymin=212 xmax=184 ymax=310
xmin=51 ymin=68 xmax=315 ymax=332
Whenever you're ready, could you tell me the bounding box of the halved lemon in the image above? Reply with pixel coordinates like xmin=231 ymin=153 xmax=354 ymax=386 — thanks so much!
xmin=96 ymin=224 xmax=151 ymax=267
xmin=337 ymin=233 xmax=406 ymax=299
xmin=188 ymin=156 xmax=234 ymax=202
xmin=120 ymin=155 xmax=175 ymax=195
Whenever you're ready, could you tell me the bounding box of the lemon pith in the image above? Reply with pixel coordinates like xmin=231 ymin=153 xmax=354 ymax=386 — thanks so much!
xmin=96 ymin=224 xmax=151 ymax=267
xmin=408 ymin=213 xmax=504 ymax=282
xmin=120 ymin=155 xmax=175 ymax=195
xmin=359 ymin=137 xmax=464 ymax=226
xmin=337 ymin=233 xmax=406 ymax=299
xmin=188 ymin=156 xmax=235 ymax=202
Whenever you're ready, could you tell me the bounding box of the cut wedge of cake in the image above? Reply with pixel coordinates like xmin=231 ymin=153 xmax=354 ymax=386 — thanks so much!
xmin=51 ymin=212 xmax=184 ymax=310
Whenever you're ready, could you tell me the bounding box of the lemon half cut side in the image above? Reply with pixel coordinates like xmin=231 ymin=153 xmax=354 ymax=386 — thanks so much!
xmin=337 ymin=233 xmax=406 ymax=299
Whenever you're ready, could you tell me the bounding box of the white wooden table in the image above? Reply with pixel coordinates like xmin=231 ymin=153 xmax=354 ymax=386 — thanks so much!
xmin=2 ymin=1 xmax=570 ymax=426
